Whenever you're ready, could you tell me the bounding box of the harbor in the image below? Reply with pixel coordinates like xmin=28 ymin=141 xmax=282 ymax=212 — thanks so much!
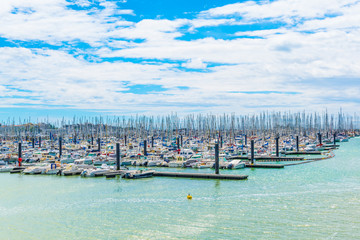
xmin=1 ymin=137 xmax=360 ymax=239
xmin=0 ymin=112 xmax=357 ymax=182
xmin=1 ymin=113 xmax=357 ymax=239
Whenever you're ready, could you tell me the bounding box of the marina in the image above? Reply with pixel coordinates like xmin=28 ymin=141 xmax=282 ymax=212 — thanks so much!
xmin=0 ymin=112 xmax=358 ymax=182
xmin=1 ymin=113 xmax=357 ymax=238
xmin=1 ymin=0 xmax=359 ymax=238
xmin=1 ymin=137 xmax=360 ymax=239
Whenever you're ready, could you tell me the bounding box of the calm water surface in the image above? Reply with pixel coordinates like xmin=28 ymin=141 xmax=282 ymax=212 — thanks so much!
xmin=1 ymin=138 xmax=360 ymax=239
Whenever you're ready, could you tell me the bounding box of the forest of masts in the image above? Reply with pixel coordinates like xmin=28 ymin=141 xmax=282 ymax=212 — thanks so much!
xmin=0 ymin=111 xmax=358 ymax=142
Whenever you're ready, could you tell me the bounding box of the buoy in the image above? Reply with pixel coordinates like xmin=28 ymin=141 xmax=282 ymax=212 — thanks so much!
xmin=187 ymin=194 xmax=192 ymax=200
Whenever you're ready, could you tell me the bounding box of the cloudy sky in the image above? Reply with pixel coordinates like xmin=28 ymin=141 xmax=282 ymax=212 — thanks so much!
xmin=0 ymin=0 xmax=359 ymax=119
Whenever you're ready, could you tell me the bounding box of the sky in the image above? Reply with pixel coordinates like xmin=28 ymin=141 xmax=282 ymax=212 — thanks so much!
xmin=0 ymin=0 xmax=359 ymax=120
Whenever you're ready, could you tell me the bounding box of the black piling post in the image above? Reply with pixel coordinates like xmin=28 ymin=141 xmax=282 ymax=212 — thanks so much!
xmin=177 ymin=137 xmax=180 ymax=150
xmin=251 ymin=139 xmax=255 ymax=164
xmin=59 ymin=137 xmax=62 ymax=158
xmin=151 ymin=136 xmax=154 ymax=148
xmin=124 ymin=135 xmax=127 ymax=146
xmin=116 ymin=143 xmax=120 ymax=170
xmin=91 ymin=136 xmax=94 ymax=147
xmin=220 ymin=135 xmax=223 ymax=148
xmin=296 ymin=136 xmax=299 ymax=152
xmin=276 ymin=137 xmax=279 ymax=157
xmin=32 ymin=137 xmax=35 ymax=148
xmin=333 ymin=133 xmax=336 ymax=146
xmin=98 ymin=138 xmax=101 ymax=152
xmin=144 ymin=140 xmax=147 ymax=156
xmin=39 ymin=136 xmax=41 ymax=148
xmin=245 ymin=135 xmax=247 ymax=146
xmin=180 ymin=135 xmax=183 ymax=147
xmin=318 ymin=132 xmax=322 ymax=145
xmin=18 ymin=142 xmax=22 ymax=166
xmin=215 ymin=143 xmax=219 ymax=174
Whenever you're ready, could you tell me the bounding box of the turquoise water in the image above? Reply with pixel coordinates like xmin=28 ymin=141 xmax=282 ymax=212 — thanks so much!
xmin=1 ymin=139 xmax=360 ymax=239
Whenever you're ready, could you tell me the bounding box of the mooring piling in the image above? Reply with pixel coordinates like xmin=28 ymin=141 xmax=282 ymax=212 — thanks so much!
xmin=98 ymin=138 xmax=101 ymax=152
xmin=116 ymin=143 xmax=120 ymax=170
xmin=59 ymin=137 xmax=62 ymax=158
xmin=296 ymin=136 xmax=299 ymax=152
xmin=251 ymin=139 xmax=255 ymax=164
xmin=215 ymin=143 xmax=219 ymax=174
xmin=144 ymin=140 xmax=147 ymax=156
xmin=18 ymin=142 xmax=22 ymax=166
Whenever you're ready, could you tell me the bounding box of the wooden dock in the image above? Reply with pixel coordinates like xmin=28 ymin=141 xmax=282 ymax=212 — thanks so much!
xmin=153 ymin=172 xmax=248 ymax=180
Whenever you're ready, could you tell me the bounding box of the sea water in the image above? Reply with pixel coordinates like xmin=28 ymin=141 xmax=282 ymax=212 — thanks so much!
xmin=1 ymin=138 xmax=360 ymax=239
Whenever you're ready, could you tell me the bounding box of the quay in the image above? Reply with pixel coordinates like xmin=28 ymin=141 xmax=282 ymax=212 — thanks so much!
xmin=153 ymin=171 xmax=248 ymax=180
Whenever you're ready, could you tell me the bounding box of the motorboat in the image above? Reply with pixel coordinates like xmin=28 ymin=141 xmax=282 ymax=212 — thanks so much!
xmin=43 ymin=163 xmax=62 ymax=175
xmin=227 ymin=160 xmax=245 ymax=169
xmin=23 ymin=164 xmax=48 ymax=174
xmin=10 ymin=166 xmax=26 ymax=173
xmin=81 ymin=164 xmax=112 ymax=177
xmin=182 ymin=158 xmax=198 ymax=168
xmin=0 ymin=165 xmax=14 ymax=172
xmin=61 ymin=163 xmax=92 ymax=176
xmin=122 ymin=169 xmax=155 ymax=179
xmin=192 ymin=161 xmax=213 ymax=169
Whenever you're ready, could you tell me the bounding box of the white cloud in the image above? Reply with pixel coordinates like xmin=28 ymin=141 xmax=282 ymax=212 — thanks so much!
xmin=0 ymin=0 xmax=360 ymax=115
xmin=181 ymin=58 xmax=207 ymax=69
xmin=0 ymin=0 xmax=133 ymax=45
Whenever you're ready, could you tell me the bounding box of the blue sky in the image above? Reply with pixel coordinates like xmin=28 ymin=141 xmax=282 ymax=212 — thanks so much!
xmin=0 ymin=0 xmax=359 ymax=120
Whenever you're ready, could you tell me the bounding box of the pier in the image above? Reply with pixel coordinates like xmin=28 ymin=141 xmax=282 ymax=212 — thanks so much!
xmin=228 ymin=156 xmax=304 ymax=161
xmin=153 ymin=171 xmax=248 ymax=180
xmin=244 ymin=163 xmax=284 ymax=168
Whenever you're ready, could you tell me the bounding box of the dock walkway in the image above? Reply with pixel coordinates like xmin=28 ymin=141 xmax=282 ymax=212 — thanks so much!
xmin=153 ymin=172 xmax=248 ymax=180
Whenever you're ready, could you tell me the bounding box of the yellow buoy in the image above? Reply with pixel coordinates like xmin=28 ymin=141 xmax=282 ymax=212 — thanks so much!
xmin=187 ymin=194 xmax=192 ymax=200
